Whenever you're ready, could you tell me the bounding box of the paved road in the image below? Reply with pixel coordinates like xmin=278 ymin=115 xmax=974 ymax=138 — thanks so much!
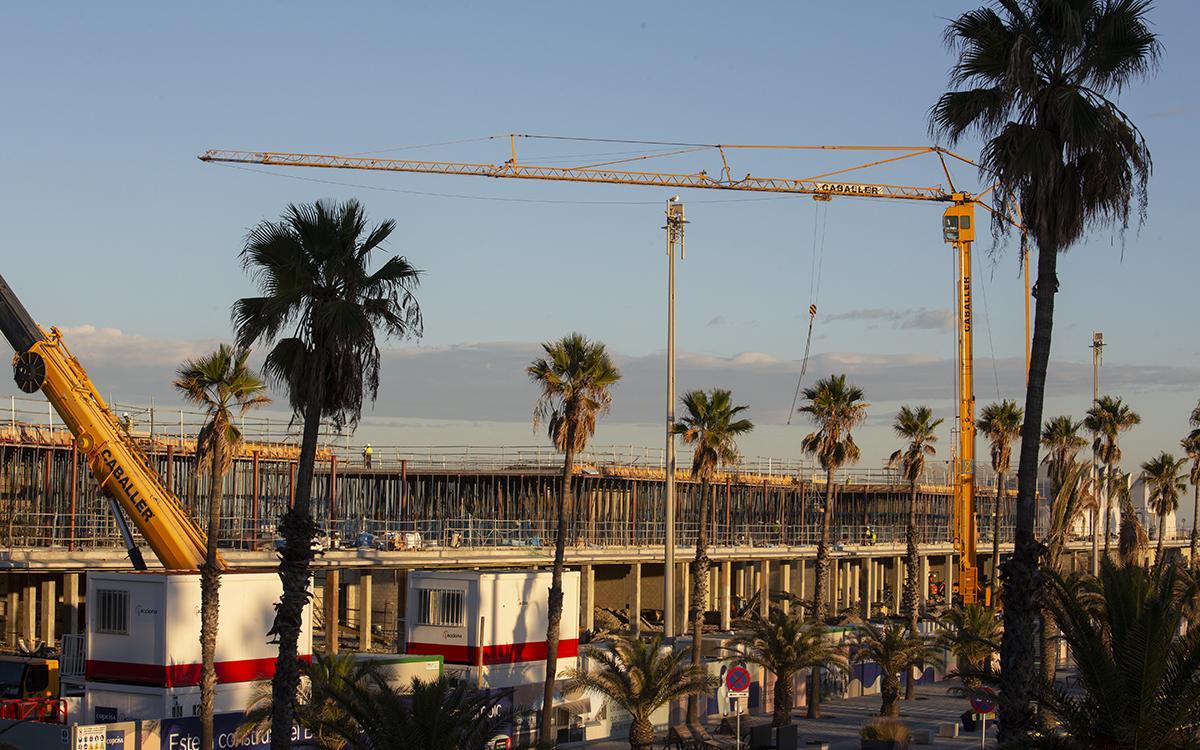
xmin=577 ymin=681 xmax=995 ymax=749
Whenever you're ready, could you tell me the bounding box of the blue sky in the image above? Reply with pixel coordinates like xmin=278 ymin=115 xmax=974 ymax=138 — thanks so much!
xmin=3 ymin=2 xmax=1198 ymax=477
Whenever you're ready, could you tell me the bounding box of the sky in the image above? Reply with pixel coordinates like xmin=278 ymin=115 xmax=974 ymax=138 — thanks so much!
xmin=2 ymin=2 xmax=1198 ymax=487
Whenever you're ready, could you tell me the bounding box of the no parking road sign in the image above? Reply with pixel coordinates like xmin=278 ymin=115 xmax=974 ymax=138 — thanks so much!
xmin=726 ymin=666 xmax=751 ymax=698
xmin=971 ymin=688 xmax=997 ymax=715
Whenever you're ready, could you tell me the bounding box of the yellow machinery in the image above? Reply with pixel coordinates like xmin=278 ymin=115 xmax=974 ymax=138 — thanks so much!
xmin=0 ymin=273 xmax=212 ymax=570
xmin=199 ymin=139 xmax=1007 ymax=604
xmin=0 ymin=654 xmax=59 ymax=701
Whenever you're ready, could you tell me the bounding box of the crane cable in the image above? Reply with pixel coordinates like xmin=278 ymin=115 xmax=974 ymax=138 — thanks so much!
xmin=787 ymin=200 xmax=829 ymax=424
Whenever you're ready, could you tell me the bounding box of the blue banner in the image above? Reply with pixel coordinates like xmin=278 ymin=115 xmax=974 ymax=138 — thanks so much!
xmin=158 ymin=712 xmax=315 ymax=750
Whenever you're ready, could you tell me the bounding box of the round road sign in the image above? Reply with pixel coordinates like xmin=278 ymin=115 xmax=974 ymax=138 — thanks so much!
xmin=726 ymin=666 xmax=751 ymax=694
xmin=971 ymin=688 xmax=997 ymax=714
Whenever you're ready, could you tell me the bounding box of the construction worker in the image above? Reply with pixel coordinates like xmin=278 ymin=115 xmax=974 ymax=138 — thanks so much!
xmin=362 ymin=443 xmax=373 ymax=468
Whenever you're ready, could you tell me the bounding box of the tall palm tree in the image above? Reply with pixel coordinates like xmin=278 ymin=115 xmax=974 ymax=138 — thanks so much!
xmin=1085 ymin=396 xmax=1142 ymax=558
xmin=887 ymin=405 xmax=942 ymax=699
xmin=527 ymin=333 xmax=620 ymax=746
xmin=1182 ymin=432 xmax=1200 ymax=566
xmin=233 ymin=199 xmax=423 ymax=750
xmin=724 ymin=607 xmax=848 ymax=727
xmin=932 ymin=2 xmax=1159 ymax=739
xmin=1030 ymin=559 xmax=1200 ymax=749
xmin=174 ymin=344 xmax=269 ymax=750
xmin=1141 ymin=453 xmax=1188 ymax=562
xmin=1041 ymin=416 xmax=1090 ymax=562
xmin=671 ymin=388 xmax=752 ymax=724
xmin=851 ymin=622 xmax=940 ymax=718
xmin=936 ymin=604 xmax=1001 ymax=691
xmin=978 ymin=400 xmax=1023 ymax=603
xmin=564 ymin=635 xmax=716 ymax=750
xmin=797 ymin=373 xmax=867 ymax=719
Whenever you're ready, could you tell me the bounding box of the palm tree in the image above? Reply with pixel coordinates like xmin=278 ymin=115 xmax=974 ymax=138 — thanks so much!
xmin=527 ymin=333 xmax=620 ymax=746
xmin=797 ymin=373 xmax=867 ymax=718
xmin=936 ymin=604 xmax=1001 ymax=691
xmin=1030 ymin=559 xmax=1200 ymax=749
xmin=237 ymin=652 xmax=376 ymax=750
xmin=1112 ymin=470 xmax=1150 ymax=567
xmin=564 ymin=635 xmax=716 ymax=750
xmin=1141 ymin=453 xmax=1188 ymax=562
xmin=671 ymin=388 xmax=752 ymax=724
xmin=1041 ymin=460 xmax=1095 ymax=688
xmin=977 ymin=400 xmax=1023 ymax=604
xmin=1042 ymin=416 xmax=1090 ymax=564
xmin=932 ymin=2 xmax=1159 ymax=739
xmin=1085 ymin=396 xmax=1142 ymax=559
xmin=724 ymin=607 xmax=848 ymax=727
xmin=852 ymin=622 xmax=940 ymax=718
xmin=233 ymin=199 xmax=423 ymax=750
xmin=174 ymin=344 xmax=268 ymax=750
xmin=887 ymin=405 xmax=942 ymax=699
xmin=1181 ymin=432 xmax=1200 ymax=566
xmin=286 ymin=671 xmax=505 ymax=750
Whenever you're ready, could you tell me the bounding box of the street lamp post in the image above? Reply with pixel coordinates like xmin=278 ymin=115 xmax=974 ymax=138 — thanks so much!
xmin=664 ymin=197 xmax=686 ymax=640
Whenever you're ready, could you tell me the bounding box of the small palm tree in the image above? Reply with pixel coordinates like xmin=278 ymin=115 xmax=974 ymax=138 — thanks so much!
xmin=1042 ymin=416 xmax=1091 ymax=566
xmin=528 ymin=333 xmax=620 ymax=746
xmin=933 ymin=1 xmax=1160 ymax=739
xmin=1085 ymin=396 xmax=1142 ymax=559
xmin=936 ymin=604 xmax=1001 ymax=691
xmin=1141 ymin=453 xmax=1188 ymax=562
xmin=672 ymin=388 xmax=752 ymax=723
xmin=1181 ymin=432 xmax=1200 ymax=566
xmin=174 ymin=344 xmax=268 ymax=750
xmin=1112 ymin=470 xmax=1151 ymax=567
xmin=1041 ymin=460 xmax=1095 ymax=688
xmin=723 ymin=607 xmax=848 ymax=727
xmin=1031 ymin=559 xmax=1200 ymax=749
xmin=852 ymin=622 xmax=940 ymax=718
xmin=564 ymin=635 xmax=716 ymax=750
xmin=887 ymin=405 xmax=942 ymax=700
xmin=977 ymin=400 xmax=1023 ymax=603
xmin=797 ymin=374 xmax=867 ymax=718
xmin=233 ymin=199 xmax=423 ymax=749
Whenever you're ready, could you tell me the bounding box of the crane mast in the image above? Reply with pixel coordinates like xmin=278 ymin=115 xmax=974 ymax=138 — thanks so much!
xmin=200 ymin=141 xmax=985 ymax=604
xmin=0 ymin=273 xmax=214 ymax=571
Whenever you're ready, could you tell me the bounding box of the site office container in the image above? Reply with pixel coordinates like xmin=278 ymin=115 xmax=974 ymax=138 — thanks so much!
xmin=404 ymin=569 xmax=580 ymax=709
xmin=83 ymin=571 xmax=313 ymax=723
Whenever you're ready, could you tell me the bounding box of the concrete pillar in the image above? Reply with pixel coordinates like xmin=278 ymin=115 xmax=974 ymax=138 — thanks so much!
xmin=893 ymin=556 xmax=903 ymax=611
xmin=395 ymin=569 xmax=408 ymax=652
xmin=628 ymin=563 xmax=641 ymax=636
xmin=581 ymin=565 xmax=595 ymax=632
xmin=760 ymin=559 xmax=771 ymax=618
xmin=850 ymin=561 xmax=861 ymax=616
xmin=863 ymin=558 xmax=874 ymax=619
xmin=64 ymin=573 xmax=80 ymax=635
xmin=679 ymin=562 xmax=690 ymax=636
xmin=5 ymin=590 xmax=18 ymax=644
xmin=324 ymin=569 xmax=340 ymax=655
xmin=40 ymin=578 xmax=56 ymax=646
xmin=358 ymin=571 xmax=373 ymax=652
xmin=345 ymin=573 xmax=360 ymax=631
xmin=21 ymin=580 xmax=36 ymax=644
xmin=829 ymin=560 xmax=840 ymax=613
xmin=797 ymin=559 xmax=807 ymax=616
xmin=779 ymin=561 xmax=792 ymax=600
xmin=720 ymin=561 xmax=732 ymax=630
xmin=945 ymin=554 xmax=955 ymax=605
xmin=919 ymin=556 xmax=929 ymax=608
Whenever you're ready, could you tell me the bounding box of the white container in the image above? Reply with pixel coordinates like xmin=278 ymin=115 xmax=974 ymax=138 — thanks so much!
xmin=405 ymin=569 xmax=580 ymax=691
xmin=84 ymin=571 xmax=312 ymax=722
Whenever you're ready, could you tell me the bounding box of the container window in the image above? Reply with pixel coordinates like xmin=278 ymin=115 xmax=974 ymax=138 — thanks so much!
xmin=96 ymin=589 xmax=129 ymax=635
xmin=416 ymin=588 xmax=465 ymax=627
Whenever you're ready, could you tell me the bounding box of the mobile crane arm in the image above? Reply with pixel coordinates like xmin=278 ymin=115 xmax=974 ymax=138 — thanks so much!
xmin=0 ymin=273 xmax=212 ymax=571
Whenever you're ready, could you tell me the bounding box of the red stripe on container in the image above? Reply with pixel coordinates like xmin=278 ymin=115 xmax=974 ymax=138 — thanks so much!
xmin=85 ymin=654 xmax=312 ymax=688
xmin=406 ymin=639 xmax=578 ymax=666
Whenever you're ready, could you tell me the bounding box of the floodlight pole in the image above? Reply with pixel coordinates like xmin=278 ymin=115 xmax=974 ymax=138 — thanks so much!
xmin=664 ymin=197 xmax=686 ymax=640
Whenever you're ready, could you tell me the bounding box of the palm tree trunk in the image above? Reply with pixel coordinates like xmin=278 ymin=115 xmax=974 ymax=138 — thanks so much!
xmin=270 ymin=390 xmax=324 ymax=750
xmin=998 ymin=240 xmax=1058 ymax=743
xmin=772 ymin=671 xmax=794 ymax=727
xmin=991 ymin=473 xmax=1004 ymax=604
xmin=1103 ymin=463 xmax=1113 ymax=558
xmin=687 ymin=479 xmax=711 ymax=724
xmin=1089 ymin=506 xmax=1099 ymax=574
xmin=200 ymin=440 xmax=224 ymax=750
xmin=880 ymin=672 xmax=900 ymax=717
xmin=1191 ymin=483 xmax=1198 ymax=566
xmin=628 ymin=716 xmax=653 ymax=750
xmin=903 ymin=479 xmax=919 ymax=701
xmin=806 ymin=468 xmax=835 ymax=719
xmin=1156 ymin=513 xmax=1165 ymax=562
xmin=538 ymin=430 xmax=575 ymax=749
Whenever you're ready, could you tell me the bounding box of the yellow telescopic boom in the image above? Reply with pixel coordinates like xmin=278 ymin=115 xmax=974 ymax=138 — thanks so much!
xmin=0 ymin=273 xmax=212 ymax=570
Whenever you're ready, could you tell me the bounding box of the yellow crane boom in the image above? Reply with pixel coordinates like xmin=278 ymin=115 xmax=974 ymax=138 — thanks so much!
xmin=199 ymin=138 xmax=998 ymax=604
xmin=0 ymin=273 xmax=214 ymax=571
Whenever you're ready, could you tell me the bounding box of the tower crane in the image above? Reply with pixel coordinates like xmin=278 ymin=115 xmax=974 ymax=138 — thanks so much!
xmin=200 ymin=136 xmax=1027 ymax=605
